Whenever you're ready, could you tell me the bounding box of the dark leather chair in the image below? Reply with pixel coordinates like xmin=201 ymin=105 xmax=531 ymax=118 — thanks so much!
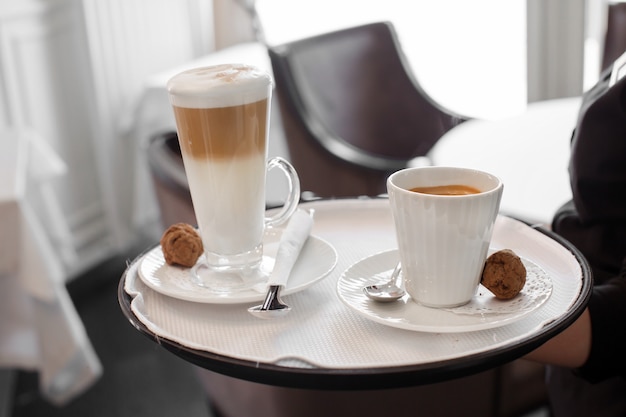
xmin=146 ymin=131 xmax=196 ymax=228
xmin=268 ymin=21 xmax=468 ymax=198
xmin=602 ymin=2 xmax=626 ymax=72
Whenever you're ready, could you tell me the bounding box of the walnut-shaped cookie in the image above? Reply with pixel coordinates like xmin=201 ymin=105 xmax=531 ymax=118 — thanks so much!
xmin=481 ymin=249 xmax=526 ymax=299
xmin=160 ymin=223 xmax=203 ymax=267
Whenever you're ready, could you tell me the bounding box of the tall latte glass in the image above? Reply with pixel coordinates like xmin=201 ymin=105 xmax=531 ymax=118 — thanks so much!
xmin=167 ymin=64 xmax=300 ymax=292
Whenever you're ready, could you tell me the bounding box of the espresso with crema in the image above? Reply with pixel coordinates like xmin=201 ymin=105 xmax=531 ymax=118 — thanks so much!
xmin=168 ymin=64 xmax=271 ymax=260
xmin=410 ymin=184 xmax=481 ymax=195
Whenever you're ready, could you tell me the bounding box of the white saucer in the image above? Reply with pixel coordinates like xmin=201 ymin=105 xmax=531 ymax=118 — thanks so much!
xmin=337 ymin=249 xmax=553 ymax=333
xmin=139 ymin=231 xmax=337 ymax=304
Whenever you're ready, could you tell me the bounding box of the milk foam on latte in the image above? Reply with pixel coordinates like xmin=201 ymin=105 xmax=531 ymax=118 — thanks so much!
xmin=167 ymin=64 xmax=272 ymax=265
xmin=167 ymin=64 xmax=271 ymax=108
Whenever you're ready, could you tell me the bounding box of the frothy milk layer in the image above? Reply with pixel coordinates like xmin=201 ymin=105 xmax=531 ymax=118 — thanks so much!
xmin=183 ymin=154 xmax=266 ymax=255
xmin=167 ymin=64 xmax=272 ymax=109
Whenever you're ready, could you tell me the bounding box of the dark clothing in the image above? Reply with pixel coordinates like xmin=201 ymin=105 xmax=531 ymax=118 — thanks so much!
xmin=548 ymin=65 xmax=626 ymax=416
xmin=547 ymin=367 xmax=626 ymax=417
xmin=581 ymin=259 xmax=626 ymax=382
xmin=554 ymin=64 xmax=626 ymax=382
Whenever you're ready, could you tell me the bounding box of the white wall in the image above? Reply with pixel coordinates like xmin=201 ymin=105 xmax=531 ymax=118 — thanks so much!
xmin=81 ymin=0 xmax=215 ymax=251
xmin=0 ymin=0 xmax=214 ymax=278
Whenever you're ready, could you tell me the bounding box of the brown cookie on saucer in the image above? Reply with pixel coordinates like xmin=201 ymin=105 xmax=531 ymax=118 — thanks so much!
xmin=160 ymin=223 xmax=203 ymax=267
xmin=481 ymin=249 xmax=526 ymax=299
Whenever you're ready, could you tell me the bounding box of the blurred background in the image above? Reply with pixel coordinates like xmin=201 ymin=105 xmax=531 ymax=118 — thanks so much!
xmin=0 ymin=0 xmax=615 ymax=415
xmin=0 ymin=0 xmax=600 ymax=282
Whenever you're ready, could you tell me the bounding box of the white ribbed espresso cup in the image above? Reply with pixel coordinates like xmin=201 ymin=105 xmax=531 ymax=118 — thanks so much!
xmin=387 ymin=166 xmax=503 ymax=308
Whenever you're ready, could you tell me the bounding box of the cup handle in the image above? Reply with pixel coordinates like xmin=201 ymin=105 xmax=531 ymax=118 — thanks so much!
xmin=265 ymin=157 xmax=301 ymax=228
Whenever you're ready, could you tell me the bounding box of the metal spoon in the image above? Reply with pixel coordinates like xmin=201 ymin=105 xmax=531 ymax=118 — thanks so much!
xmin=363 ymin=262 xmax=405 ymax=302
xmin=249 ymin=284 xmax=290 ymax=318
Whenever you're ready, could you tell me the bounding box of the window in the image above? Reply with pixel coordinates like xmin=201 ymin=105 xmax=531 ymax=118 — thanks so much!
xmin=257 ymin=0 xmax=527 ymax=120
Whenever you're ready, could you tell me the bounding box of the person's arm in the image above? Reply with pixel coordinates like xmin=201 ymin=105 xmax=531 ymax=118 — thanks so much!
xmin=525 ymin=308 xmax=591 ymax=368
xmin=526 ymin=267 xmax=626 ymax=381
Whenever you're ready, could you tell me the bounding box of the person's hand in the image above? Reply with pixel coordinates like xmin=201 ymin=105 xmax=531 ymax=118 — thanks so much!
xmin=525 ymin=308 xmax=591 ymax=368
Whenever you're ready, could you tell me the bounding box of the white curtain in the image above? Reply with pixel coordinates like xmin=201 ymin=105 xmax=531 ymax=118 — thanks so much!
xmin=213 ymin=0 xmax=260 ymax=48
xmin=81 ymin=0 xmax=215 ymax=249
xmin=527 ymin=0 xmax=585 ymax=102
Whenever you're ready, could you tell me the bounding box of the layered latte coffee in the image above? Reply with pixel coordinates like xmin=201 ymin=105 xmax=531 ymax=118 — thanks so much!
xmin=167 ymin=64 xmax=272 ymax=268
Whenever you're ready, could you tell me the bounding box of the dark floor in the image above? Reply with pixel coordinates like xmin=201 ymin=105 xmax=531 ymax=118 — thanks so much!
xmin=10 ymin=242 xmax=212 ymax=417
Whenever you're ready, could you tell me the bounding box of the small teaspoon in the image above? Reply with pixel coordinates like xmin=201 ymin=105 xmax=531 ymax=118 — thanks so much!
xmin=363 ymin=262 xmax=405 ymax=302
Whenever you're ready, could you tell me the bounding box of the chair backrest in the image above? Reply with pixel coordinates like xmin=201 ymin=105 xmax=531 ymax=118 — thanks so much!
xmin=147 ymin=131 xmax=196 ymax=229
xmin=602 ymin=2 xmax=626 ymax=72
xmin=269 ymin=21 xmax=467 ymax=198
